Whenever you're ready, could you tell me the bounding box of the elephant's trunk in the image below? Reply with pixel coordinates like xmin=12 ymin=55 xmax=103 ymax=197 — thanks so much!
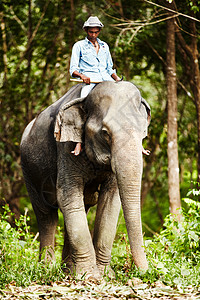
xmin=111 ymin=133 xmax=148 ymax=270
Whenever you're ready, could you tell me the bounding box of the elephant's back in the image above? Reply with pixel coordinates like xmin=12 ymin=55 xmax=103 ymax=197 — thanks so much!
xmin=20 ymin=84 xmax=82 ymax=183
xmin=21 ymin=84 xmax=83 ymax=143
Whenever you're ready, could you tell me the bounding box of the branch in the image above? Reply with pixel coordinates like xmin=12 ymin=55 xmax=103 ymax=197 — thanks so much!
xmin=28 ymin=0 xmax=50 ymax=47
xmin=144 ymin=1 xmax=197 ymax=63
xmin=128 ymin=25 xmax=143 ymax=44
xmin=112 ymin=14 xmax=179 ymax=28
xmin=147 ymin=41 xmax=194 ymax=101
xmin=15 ymin=0 xmax=51 ymax=72
xmin=0 ymin=12 xmax=8 ymax=83
xmin=8 ymin=6 xmax=26 ymax=32
xmin=175 ymin=22 xmax=194 ymax=60
xmin=143 ymin=0 xmax=200 ymax=23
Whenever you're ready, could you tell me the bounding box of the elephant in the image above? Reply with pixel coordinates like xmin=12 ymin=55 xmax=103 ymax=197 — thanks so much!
xmin=20 ymin=81 xmax=151 ymax=280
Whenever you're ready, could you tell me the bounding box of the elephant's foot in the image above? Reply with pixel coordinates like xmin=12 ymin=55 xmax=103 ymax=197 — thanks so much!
xmin=61 ymin=255 xmax=73 ymax=274
xmin=97 ymin=263 xmax=116 ymax=279
xmin=68 ymin=263 xmax=102 ymax=283
xmin=62 ymin=262 xmax=73 ymax=275
xmin=83 ymin=271 xmax=102 ymax=284
xmin=40 ymin=246 xmax=55 ymax=262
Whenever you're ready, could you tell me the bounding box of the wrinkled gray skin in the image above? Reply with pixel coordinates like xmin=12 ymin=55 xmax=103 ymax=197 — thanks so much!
xmin=20 ymin=81 xmax=150 ymax=280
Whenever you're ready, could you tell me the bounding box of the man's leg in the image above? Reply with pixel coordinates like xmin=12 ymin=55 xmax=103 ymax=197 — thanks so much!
xmin=81 ymin=84 xmax=96 ymax=97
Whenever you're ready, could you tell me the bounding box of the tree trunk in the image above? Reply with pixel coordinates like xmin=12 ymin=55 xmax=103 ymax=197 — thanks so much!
xmin=190 ymin=19 xmax=200 ymax=185
xmin=24 ymin=0 xmax=33 ymax=123
xmin=176 ymin=18 xmax=200 ymax=186
xmin=66 ymin=0 xmax=75 ymax=90
xmin=0 ymin=12 xmax=8 ymax=84
xmin=166 ymin=16 xmax=181 ymax=214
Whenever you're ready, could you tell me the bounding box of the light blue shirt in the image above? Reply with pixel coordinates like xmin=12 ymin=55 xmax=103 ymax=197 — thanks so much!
xmin=70 ymin=37 xmax=115 ymax=82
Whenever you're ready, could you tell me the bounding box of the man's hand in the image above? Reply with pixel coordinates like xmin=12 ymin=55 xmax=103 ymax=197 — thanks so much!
xmin=111 ymin=73 xmax=121 ymax=82
xmin=80 ymin=74 xmax=91 ymax=84
xmin=72 ymin=71 xmax=91 ymax=84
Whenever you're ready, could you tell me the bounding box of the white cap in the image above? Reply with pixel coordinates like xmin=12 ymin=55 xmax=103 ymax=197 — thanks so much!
xmin=83 ymin=16 xmax=104 ymax=29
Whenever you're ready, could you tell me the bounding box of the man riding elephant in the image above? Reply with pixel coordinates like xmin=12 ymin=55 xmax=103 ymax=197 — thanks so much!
xmin=20 ymin=81 xmax=150 ymax=281
xmin=70 ymin=16 xmax=121 ymax=97
xmin=69 ymin=16 xmax=121 ymax=155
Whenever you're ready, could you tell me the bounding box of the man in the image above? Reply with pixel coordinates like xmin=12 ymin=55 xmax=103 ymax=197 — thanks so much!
xmin=69 ymin=17 xmax=150 ymax=156
xmin=69 ymin=16 xmax=120 ymax=155
xmin=70 ymin=16 xmax=121 ymax=98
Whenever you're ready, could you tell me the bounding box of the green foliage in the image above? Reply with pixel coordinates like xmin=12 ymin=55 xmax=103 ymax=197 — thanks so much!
xmin=1 ymin=186 xmax=200 ymax=291
xmin=0 ymin=205 xmax=65 ymax=288
xmin=0 ymin=3 xmax=200 ymax=290
xmin=112 ymin=190 xmax=200 ymax=289
xmin=0 ymin=0 xmax=199 ymax=237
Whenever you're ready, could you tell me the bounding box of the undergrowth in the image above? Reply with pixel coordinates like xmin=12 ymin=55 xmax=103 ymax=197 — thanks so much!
xmin=0 ymin=205 xmax=65 ymax=288
xmin=112 ymin=188 xmax=200 ymax=290
xmin=0 ymin=187 xmax=200 ymax=290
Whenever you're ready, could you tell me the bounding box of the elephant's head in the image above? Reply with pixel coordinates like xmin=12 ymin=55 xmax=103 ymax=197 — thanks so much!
xmin=54 ymin=81 xmax=150 ymax=270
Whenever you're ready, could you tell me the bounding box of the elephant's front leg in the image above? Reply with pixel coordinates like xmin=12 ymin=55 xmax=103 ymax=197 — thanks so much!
xmin=57 ymin=149 xmax=100 ymax=280
xmin=93 ymin=175 xmax=121 ymax=277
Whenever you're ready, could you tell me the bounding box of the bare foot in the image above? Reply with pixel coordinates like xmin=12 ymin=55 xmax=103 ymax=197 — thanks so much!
xmin=142 ymin=147 xmax=150 ymax=155
xmin=71 ymin=142 xmax=82 ymax=156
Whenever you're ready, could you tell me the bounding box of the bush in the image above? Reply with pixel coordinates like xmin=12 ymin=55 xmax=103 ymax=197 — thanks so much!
xmin=0 ymin=205 xmax=65 ymax=288
xmin=1 ymin=187 xmax=200 ymax=290
xmin=111 ymin=188 xmax=200 ymax=289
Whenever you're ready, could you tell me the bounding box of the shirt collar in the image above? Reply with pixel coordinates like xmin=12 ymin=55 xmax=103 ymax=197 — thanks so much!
xmin=85 ymin=37 xmax=104 ymax=45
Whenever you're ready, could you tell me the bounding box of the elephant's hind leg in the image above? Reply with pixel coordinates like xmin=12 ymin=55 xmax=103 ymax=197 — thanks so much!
xmin=32 ymin=201 xmax=58 ymax=261
xmin=26 ymin=180 xmax=58 ymax=261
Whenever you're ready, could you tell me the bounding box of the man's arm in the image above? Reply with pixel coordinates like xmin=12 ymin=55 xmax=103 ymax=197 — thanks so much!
xmin=72 ymin=70 xmax=91 ymax=84
xmin=104 ymin=43 xmax=121 ymax=81
xmin=111 ymin=73 xmax=121 ymax=81
xmin=70 ymin=42 xmax=91 ymax=84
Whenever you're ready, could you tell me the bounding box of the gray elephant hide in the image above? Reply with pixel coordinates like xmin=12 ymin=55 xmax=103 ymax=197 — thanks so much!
xmin=54 ymin=89 xmax=151 ymax=144
xmin=54 ymin=102 xmax=86 ymax=142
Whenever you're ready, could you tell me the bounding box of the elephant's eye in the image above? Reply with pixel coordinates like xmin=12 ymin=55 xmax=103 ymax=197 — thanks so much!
xmin=101 ymin=127 xmax=111 ymax=143
xmin=101 ymin=126 xmax=109 ymax=136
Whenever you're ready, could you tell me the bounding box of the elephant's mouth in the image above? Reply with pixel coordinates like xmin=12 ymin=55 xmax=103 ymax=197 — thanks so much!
xmin=85 ymin=135 xmax=111 ymax=167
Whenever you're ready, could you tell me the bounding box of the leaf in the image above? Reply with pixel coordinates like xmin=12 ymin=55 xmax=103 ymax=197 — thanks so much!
xmin=5 ymin=223 xmax=11 ymax=231
xmin=183 ymin=198 xmax=200 ymax=208
xmin=156 ymin=262 xmax=168 ymax=274
xmin=144 ymin=239 xmax=153 ymax=247
xmin=186 ymin=189 xmax=200 ymax=197
xmin=157 ymin=262 xmax=164 ymax=269
xmin=19 ymin=240 xmax=27 ymax=248
xmin=189 ymin=231 xmax=199 ymax=242
xmin=181 ymin=268 xmax=190 ymax=276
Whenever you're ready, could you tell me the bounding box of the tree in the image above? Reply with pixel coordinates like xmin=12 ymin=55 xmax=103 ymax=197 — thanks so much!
xmin=0 ymin=0 xmax=199 ymax=232
xmin=0 ymin=0 xmax=79 ymax=218
xmin=108 ymin=0 xmax=199 ymax=224
xmin=174 ymin=1 xmax=200 ymax=185
xmin=166 ymin=3 xmax=181 ymax=215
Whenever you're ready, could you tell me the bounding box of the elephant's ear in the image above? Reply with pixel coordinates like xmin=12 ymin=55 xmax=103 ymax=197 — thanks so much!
xmin=139 ymin=97 xmax=151 ymax=139
xmin=54 ymin=97 xmax=86 ymax=142
xmin=141 ymin=98 xmax=151 ymax=125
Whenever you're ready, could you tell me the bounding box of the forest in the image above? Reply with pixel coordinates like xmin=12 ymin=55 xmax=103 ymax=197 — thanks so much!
xmin=0 ymin=0 xmax=200 ymax=299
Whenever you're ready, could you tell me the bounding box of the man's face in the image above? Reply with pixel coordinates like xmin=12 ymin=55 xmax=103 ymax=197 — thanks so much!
xmin=86 ymin=27 xmax=101 ymax=42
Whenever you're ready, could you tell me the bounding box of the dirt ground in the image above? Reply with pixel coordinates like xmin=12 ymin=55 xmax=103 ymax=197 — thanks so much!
xmin=0 ymin=279 xmax=200 ymax=300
